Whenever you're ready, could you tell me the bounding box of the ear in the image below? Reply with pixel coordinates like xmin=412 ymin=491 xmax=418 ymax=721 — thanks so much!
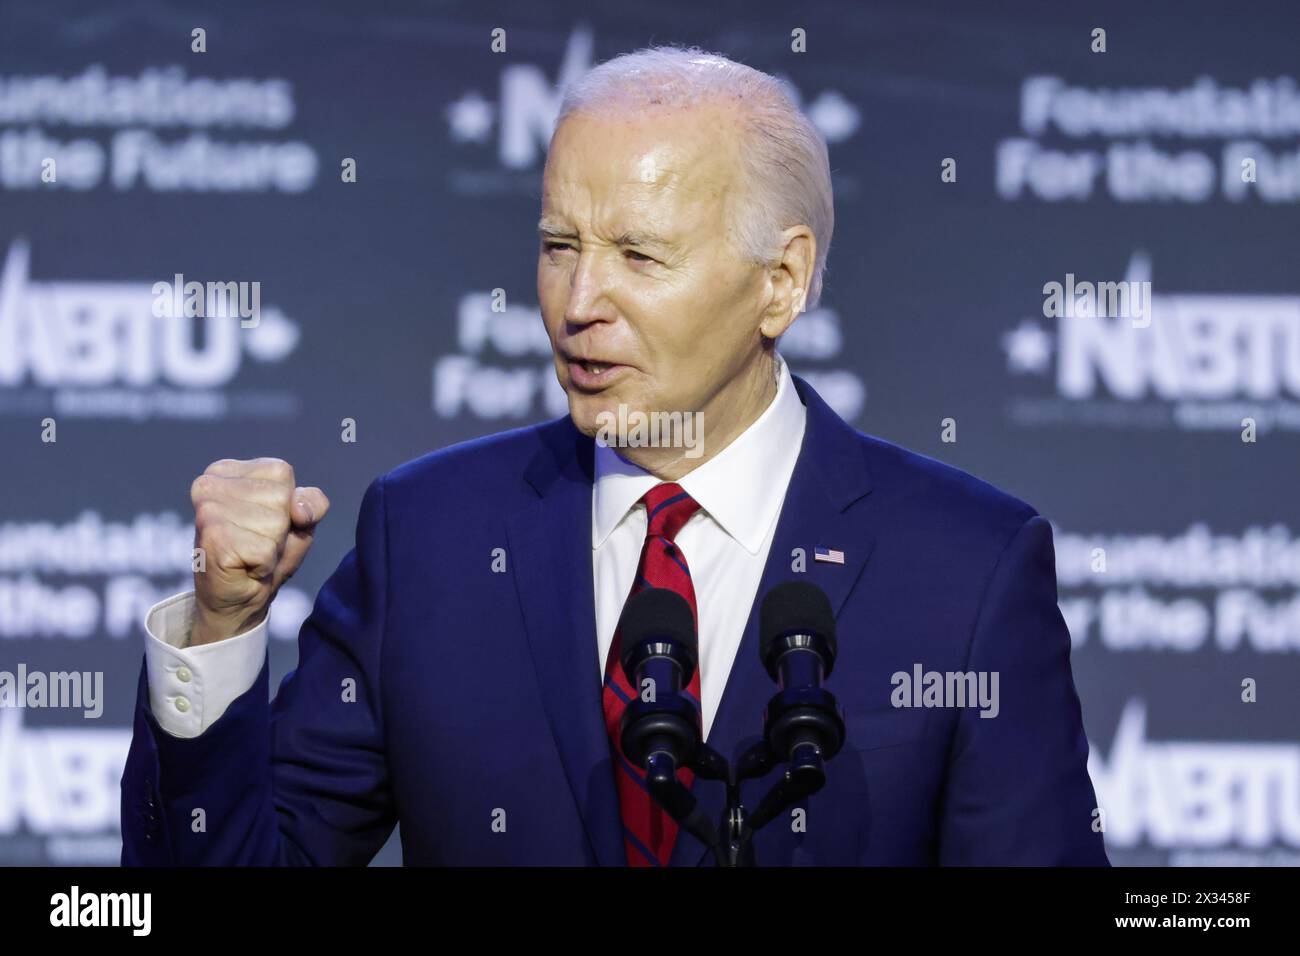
xmin=759 ymin=225 xmax=816 ymax=339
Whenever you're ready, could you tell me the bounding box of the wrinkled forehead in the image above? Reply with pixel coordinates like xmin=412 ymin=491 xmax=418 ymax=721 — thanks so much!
xmin=540 ymin=106 xmax=741 ymax=236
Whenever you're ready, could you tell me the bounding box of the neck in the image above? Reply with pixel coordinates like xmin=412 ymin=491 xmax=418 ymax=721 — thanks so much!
xmin=617 ymin=352 xmax=778 ymax=481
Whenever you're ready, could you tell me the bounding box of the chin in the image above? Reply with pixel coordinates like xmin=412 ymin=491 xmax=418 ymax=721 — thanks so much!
xmin=565 ymin=392 xmax=614 ymax=438
xmin=566 ymin=385 xmax=658 ymax=441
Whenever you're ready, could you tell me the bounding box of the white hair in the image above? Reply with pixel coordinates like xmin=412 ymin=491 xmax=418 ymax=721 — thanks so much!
xmin=555 ymin=44 xmax=835 ymax=310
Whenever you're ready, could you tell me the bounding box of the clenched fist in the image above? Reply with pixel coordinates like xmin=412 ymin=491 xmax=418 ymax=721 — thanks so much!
xmin=189 ymin=458 xmax=330 ymax=646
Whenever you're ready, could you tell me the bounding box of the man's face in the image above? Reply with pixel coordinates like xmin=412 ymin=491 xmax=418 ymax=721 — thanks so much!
xmin=537 ymin=104 xmax=773 ymax=444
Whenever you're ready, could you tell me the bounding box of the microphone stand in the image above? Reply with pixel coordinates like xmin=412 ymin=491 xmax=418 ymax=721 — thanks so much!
xmin=618 ymin=584 xmax=843 ymax=866
xmin=643 ymin=744 xmax=728 ymax=854
xmin=638 ymin=734 xmax=832 ymax=867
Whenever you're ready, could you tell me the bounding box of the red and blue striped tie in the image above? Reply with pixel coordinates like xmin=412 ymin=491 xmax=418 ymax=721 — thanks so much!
xmin=602 ymin=482 xmax=703 ymax=866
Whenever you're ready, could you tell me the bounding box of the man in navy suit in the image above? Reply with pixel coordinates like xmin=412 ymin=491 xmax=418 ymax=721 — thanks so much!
xmin=121 ymin=45 xmax=1108 ymax=866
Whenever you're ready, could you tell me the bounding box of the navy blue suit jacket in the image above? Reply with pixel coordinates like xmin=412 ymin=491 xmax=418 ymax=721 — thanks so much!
xmin=121 ymin=375 xmax=1109 ymax=866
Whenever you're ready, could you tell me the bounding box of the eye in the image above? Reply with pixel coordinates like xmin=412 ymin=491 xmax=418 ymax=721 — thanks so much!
xmin=543 ymin=241 xmax=572 ymax=254
xmin=624 ymin=250 xmax=655 ymax=263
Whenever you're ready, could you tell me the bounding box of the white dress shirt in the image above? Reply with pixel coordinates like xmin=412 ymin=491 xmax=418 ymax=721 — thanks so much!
xmin=592 ymin=354 xmax=805 ymax=739
xmin=141 ymin=354 xmax=806 ymax=741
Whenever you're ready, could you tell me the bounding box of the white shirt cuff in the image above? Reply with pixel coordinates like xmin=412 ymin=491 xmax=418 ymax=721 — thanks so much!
xmin=142 ymin=590 xmax=268 ymax=739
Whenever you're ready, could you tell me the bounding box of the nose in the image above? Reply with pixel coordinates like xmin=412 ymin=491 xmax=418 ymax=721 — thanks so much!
xmin=562 ymin=246 xmax=618 ymax=330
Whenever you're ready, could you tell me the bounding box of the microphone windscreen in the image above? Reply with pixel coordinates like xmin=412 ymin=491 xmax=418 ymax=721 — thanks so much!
xmin=618 ymin=587 xmax=697 ymax=672
xmin=760 ymin=580 xmax=837 ymax=663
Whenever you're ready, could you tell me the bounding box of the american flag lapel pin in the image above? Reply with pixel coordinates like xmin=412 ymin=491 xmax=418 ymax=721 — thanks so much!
xmin=814 ymin=546 xmax=845 ymax=565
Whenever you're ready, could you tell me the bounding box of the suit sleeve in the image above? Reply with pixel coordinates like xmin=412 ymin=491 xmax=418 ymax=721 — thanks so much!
xmin=121 ymin=475 xmax=396 ymax=866
xmin=937 ymin=514 xmax=1110 ymax=865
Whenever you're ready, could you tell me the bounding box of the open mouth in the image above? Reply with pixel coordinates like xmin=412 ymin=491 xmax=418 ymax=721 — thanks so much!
xmin=567 ymin=357 xmax=627 ymax=389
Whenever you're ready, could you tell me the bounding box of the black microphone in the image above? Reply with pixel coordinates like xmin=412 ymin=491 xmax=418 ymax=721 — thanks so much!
xmin=616 ymin=587 xmax=701 ymax=772
xmin=758 ymin=581 xmax=846 ymax=769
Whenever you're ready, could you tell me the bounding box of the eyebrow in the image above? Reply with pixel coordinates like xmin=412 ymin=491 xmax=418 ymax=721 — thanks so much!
xmin=537 ymin=219 xmax=676 ymax=249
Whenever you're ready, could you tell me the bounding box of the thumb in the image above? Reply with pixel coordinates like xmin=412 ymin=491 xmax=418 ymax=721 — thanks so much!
xmin=289 ymin=486 xmax=330 ymax=529
xmin=275 ymin=487 xmax=329 ymax=588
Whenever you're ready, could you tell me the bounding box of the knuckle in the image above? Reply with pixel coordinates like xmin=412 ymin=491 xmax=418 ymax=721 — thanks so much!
xmin=204 ymin=458 xmax=239 ymax=476
xmin=261 ymin=458 xmax=294 ymax=485
xmin=193 ymin=498 xmax=223 ymax=526
xmin=190 ymin=474 xmax=216 ymax=502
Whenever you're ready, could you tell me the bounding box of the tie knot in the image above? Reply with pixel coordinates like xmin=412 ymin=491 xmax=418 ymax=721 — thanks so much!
xmin=641 ymin=483 xmax=700 ymax=541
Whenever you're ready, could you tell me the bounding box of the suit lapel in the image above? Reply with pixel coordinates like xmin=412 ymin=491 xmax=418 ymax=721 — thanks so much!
xmin=670 ymin=374 xmax=878 ymax=866
xmin=505 ymin=418 xmax=626 ymax=867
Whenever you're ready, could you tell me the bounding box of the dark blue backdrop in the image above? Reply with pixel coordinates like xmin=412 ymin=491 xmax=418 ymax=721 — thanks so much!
xmin=2 ymin=0 xmax=1298 ymax=866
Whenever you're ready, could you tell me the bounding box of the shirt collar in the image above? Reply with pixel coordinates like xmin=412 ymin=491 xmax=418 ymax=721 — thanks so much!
xmin=592 ymin=353 xmax=807 ymax=555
